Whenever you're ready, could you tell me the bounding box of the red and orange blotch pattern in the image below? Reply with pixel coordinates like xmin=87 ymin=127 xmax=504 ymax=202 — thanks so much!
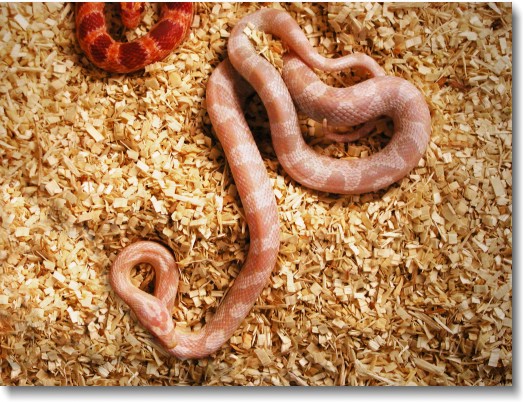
xmin=75 ymin=2 xmax=193 ymax=73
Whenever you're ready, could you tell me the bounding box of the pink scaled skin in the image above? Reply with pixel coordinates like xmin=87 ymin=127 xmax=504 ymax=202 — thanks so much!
xmin=110 ymin=8 xmax=431 ymax=360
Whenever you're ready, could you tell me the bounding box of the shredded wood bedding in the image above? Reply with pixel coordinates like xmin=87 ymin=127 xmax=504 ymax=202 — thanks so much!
xmin=0 ymin=2 xmax=512 ymax=386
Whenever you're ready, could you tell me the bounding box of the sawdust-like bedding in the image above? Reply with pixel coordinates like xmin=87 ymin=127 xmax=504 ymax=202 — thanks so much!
xmin=0 ymin=2 xmax=512 ymax=386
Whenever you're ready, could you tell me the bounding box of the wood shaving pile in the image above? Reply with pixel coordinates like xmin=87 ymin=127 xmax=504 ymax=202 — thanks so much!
xmin=0 ymin=2 xmax=512 ymax=386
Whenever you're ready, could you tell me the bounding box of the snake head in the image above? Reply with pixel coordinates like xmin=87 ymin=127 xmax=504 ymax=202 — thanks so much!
xmin=132 ymin=296 xmax=177 ymax=349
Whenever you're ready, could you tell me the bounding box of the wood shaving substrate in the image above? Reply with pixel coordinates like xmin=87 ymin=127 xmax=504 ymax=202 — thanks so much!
xmin=0 ymin=2 xmax=512 ymax=386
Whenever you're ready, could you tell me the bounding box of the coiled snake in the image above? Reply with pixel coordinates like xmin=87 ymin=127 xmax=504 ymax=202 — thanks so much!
xmin=80 ymin=6 xmax=431 ymax=359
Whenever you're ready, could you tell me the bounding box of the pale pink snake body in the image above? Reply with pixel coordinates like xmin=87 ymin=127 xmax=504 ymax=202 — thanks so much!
xmin=111 ymin=8 xmax=431 ymax=359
